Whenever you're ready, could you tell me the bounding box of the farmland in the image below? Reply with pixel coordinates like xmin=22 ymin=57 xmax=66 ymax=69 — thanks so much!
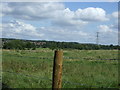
xmin=2 ymin=48 xmax=118 ymax=88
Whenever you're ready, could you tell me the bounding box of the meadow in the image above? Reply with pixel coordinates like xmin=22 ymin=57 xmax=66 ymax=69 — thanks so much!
xmin=2 ymin=48 xmax=118 ymax=88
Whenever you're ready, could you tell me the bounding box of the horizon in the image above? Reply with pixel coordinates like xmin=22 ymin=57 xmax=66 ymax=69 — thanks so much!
xmin=1 ymin=2 xmax=118 ymax=45
xmin=2 ymin=37 xmax=119 ymax=46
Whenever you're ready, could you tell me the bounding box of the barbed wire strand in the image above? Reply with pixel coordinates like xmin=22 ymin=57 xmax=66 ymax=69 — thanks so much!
xmin=2 ymin=70 xmax=52 ymax=81
xmin=2 ymin=70 xmax=115 ymax=88
xmin=1 ymin=70 xmax=93 ymax=87
xmin=3 ymin=55 xmax=118 ymax=61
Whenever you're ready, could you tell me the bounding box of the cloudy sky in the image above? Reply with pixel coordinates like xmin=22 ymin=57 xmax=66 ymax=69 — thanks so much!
xmin=1 ymin=2 xmax=118 ymax=45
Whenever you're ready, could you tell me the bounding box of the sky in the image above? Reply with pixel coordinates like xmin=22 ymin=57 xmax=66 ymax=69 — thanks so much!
xmin=1 ymin=2 xmax=119 ymax=45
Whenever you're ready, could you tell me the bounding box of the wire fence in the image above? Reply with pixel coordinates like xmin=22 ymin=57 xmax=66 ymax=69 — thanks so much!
xmin=2 ymin=70 xmax=117 ymax=88
xmin=2 ymin=53 xmax=118 ymax=88
xmin=3 ymin=54 xmax=119 ymax=61
xmin=2 ymin=70 xmax=100 ymax=88
xmin=2 ymin=70 xmax=52 ymax=81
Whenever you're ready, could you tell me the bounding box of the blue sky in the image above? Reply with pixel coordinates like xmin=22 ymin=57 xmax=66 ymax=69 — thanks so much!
xmin=1 ymin=2 xmax=118 ymax=45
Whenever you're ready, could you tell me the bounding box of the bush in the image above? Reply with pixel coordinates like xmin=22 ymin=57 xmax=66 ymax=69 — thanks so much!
xmin=3 ymin=40 xmax=36 ymax=50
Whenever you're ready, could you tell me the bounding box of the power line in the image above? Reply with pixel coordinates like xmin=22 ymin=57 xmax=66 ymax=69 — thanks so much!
xmin=96 ymin=32 xmax=99 ymax=45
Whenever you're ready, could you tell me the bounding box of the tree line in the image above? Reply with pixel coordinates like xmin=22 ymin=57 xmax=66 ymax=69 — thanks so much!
xmin=2 ymin=40 xmax=36 ymax=50
xmin=2 ymin=38 xmax=119 ymax=50
xmin=41 ymin=41 xmax=119 ymax=50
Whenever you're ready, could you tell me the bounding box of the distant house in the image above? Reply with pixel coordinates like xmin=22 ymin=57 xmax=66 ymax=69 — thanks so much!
xmin=32 ymin=42 xmax=46 ymax=46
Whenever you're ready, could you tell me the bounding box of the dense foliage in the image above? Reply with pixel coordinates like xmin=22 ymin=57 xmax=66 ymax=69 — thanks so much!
xmin=3 ymin=39 xmax=36 ymax=50
xmin=2 ymin=38 xmax=119 ymax=50
xmin=42 ymin=41 xmax=119 ymax=50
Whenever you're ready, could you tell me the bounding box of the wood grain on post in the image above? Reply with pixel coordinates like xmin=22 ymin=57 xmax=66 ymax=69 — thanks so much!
xmin=52 ymin=50 xmax=63 ymax=89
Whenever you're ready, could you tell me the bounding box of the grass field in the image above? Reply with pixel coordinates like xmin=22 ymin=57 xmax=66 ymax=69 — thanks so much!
xmin=2 ymin=48 xmax=118 ymax=88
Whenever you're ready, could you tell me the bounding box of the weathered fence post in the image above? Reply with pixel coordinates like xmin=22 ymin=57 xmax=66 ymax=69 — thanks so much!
xmin=52 ymin=50 xmax=63 ymax=89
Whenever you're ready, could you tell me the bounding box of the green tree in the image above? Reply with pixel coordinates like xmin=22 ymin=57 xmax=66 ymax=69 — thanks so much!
xmin=25 ymin=42 xmax=36 ymax=50
xmin=3 ymin=40 xmax=26 ymax=50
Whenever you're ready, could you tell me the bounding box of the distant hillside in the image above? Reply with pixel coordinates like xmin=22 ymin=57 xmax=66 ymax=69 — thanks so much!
xmin=1 ymin=38 xmax=119 ymax=50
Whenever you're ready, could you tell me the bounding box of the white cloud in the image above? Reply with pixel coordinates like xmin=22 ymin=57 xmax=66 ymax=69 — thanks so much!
xmin=75 ymin=7 xmax=109 ymax=21
xmin=2 ymin=2 xmax=65 ymax=20
xmin=38 ymin=26 xmax=90 ymax=42
xmin=110 ymin=24 xmax=118 ymax=29
xmin=112 ymin=11 xmax=118 ymax=18
xmin=2 ymin=20 xmax=44 ymax=39
xmin=98 ymin=24 xmax=118 ymax=44
xmin=2 ymin=2 xmax=109 ymax=27
xmin=2 ymin=19 xmax=118 ymax=44
xmin=98 ymin=25 xmax=118 ymax=33
xmin=98 ymin=25 xmax=113 ymax=33
xmin=2 ymin=20 xmax=91 ymax=42
xmin=1 ymin=2 xmax=117 ymax=45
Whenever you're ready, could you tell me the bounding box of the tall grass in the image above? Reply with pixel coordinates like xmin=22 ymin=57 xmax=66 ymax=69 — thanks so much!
xmin=2 ymin=48 xmax=118 ymax=88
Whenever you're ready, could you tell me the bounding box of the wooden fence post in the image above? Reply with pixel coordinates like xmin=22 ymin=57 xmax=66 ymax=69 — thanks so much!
xmin=52 ymin=50 xmax=63 ymax=89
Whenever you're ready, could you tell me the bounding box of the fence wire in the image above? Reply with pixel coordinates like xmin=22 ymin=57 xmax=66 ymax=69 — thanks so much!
xmin=64 ymin=57 xmax=118 ymax=61
xmin=2 ymin=70 xmax=102 ymax=88
xmin=3 ymin=54 xmax=118 ymax=61
xmin=2 ymin=54 xmax=118 ymax=88
xmin=2 ymin=70 xmax=52 ymax=81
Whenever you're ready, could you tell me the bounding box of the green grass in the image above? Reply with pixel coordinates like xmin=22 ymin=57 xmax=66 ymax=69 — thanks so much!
xmin=2 ymin=48 xmax=118 ymax=88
